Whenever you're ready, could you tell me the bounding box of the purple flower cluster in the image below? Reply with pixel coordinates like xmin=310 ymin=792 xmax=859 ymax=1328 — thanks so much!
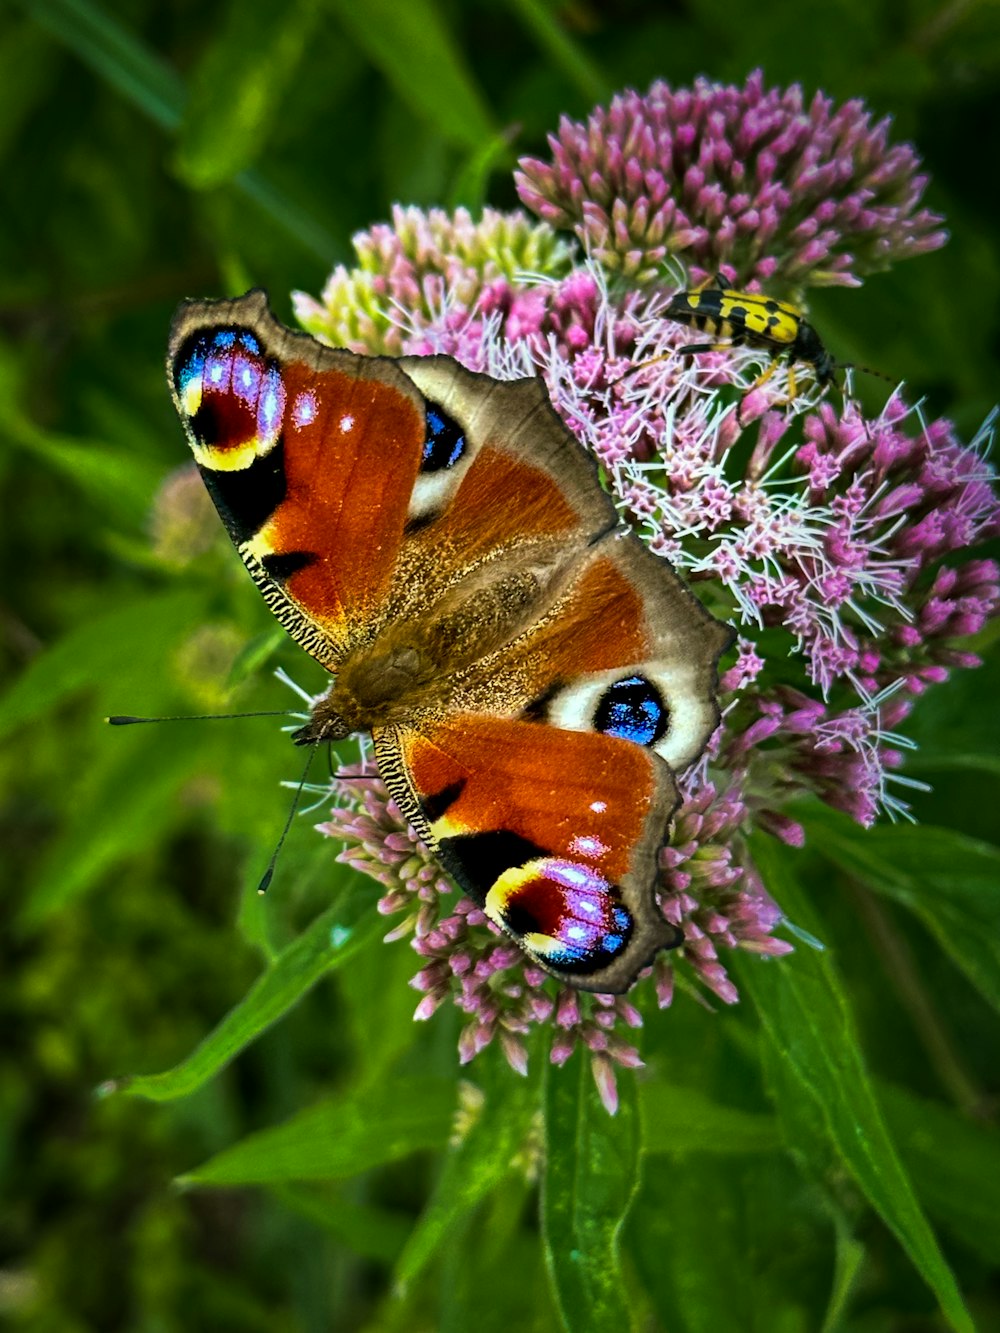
xmin=516 ymin=70 xmax=946 ymax=288
xmin=288 ymin=76 xmax=998 ymax=1110
xmin=319 ymin=766 xmax=777 ymax=1114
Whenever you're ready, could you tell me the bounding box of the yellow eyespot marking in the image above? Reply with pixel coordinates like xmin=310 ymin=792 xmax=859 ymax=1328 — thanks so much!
xmin=189 ymin=436 xmax=267 ymax=472
xmin=484 ymin=861 xmax=538 ymax=914
xmin=181 ymin=377 xmax=203 ymax=417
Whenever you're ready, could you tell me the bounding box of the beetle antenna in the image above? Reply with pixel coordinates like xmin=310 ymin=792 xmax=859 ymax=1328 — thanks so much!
xmin=840 ymin=361 xmax=898 ymax=387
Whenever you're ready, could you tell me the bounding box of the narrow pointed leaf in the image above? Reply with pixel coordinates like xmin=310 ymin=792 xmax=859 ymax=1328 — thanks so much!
xmin=23 ymin=0 xmax=337 ymax=258
xmin=393 ymin=1058 xmax=538 ymax=1293
xmin=15 ymin=430 xmax=165 ymax=525
xmin=25 ymin=0 xmax=183 ymax=129
xmin=505 ymin=0 xmax=609 ymax=102
xmin=640 ymin=1081 xmax=780 ymax=1156
xmin=0 ymin=21 xmax=58 ymax=162
xmin=801 ymin=805 xmax=1000 ymax=1013
xmin=19 ymin=726 xmax=214 ymax=929
xmin=542 ymin=1052 xmax=640 ymax=1333
xmin=0 ymin=591 xmax=206 ymax=741
xmin=181 ymin=1075 xmax=455 ymax=1184
xmin=120 ymin=886 xmax=382 ymax=1101
xmin=732 ymin=835 xmax=973 ymax=1333
xmin=631 ymin=1153 xmax=820 ymax=1333
xmin=176 ymin=0 xmax=321 ymax=188
xmin=271 ymin=1184 xmax=412 ymax=1263
xmin=880 ymin=1080 xmax=1000 ymax=1263
xmin=329 ymin=0 xmax=494 ymax=148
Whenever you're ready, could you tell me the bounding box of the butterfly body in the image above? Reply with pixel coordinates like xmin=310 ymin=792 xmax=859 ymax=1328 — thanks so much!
xmin=298 ymin=530 xmax=592 ymax=742
xmin=168 ymin=290 xmax=732 ymax=992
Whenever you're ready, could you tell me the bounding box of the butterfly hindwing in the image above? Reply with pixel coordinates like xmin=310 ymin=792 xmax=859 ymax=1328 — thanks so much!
xmin=478 ymin=531 xmax=731 ymax=771
xmin=372 ymin=530 xmax=730 ymax=992
xmin=376 ymin=715 xmax=681 ymax=992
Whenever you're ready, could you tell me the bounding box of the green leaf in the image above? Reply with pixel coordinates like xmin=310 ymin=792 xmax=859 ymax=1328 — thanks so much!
xmin=435 ymin=1174 xmax=552 ymax=1333
xmin=339 ymin=920 xmax=434 ymax=1084
xmin=880 ymin=1080 xmax=1000 ymax=1264
xmin=18 ymin=725 xmax=214 ymax=929
xmin=119 ymin=886 xmax=383 ymax=1102
xmin=23 ymin=0 xmax=338 ymax=260
xmin=542 ymin=1051 xmax=640 ymax=1333
xmin=630 ymin=1153 xmax=822 ymax=1333
xmin=732 ymin=835 xmax=974 ymax=1333
xmin=447 ymin=128 xmax=517 ymax=212
xmin=913 ymin=753 xmax=1000 ymax=776
xmin=180 ymin=1074 xmax=454 ymax=1185
xmin=226 ymin=628 xmax=288 ymax=687
xmin=0 ymin=590 xmax=206 ymax=741
xmin=14 ymin=429 xmax=165 ymax=529
xmin=393 ymin=1056 xmax=539 ymax=1294
xmin=175 ymin=0 xmax=322 ymax=188
xmin=0 ymin=20 xmax=58 ymax=163
xmin=270 ymin=1184 xmax=412 ymax=1264
xmin=750 ymin=1042 xmax=866 ymax=1331
xmin=25 ymin=0 xmax=184 ymax=131
xmin=800 ymin=805 xmax=1000 ymax=1013
xmin=903 ymin=642 xmax=1000 ymax=776
xmin=329 ymin=0 xmax=495 ymax=148
xmin=823 ymin=1223 xmax=865 ymax=1333
xmin=640 ymin=1081 xmax=781 ymax=1156
xmin=505 ymin=0 xmax=610 ymax=103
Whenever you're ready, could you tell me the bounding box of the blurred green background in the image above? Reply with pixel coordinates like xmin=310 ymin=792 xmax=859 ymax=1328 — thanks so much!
xmin=2 ymin=1 xmax=999 ymax=1330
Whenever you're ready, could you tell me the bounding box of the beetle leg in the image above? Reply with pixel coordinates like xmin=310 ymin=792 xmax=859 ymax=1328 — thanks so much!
xmin=746 ymin=359 xmax=780 ymax=393
xmin=677 ymin=341 xmax=736 ymax=355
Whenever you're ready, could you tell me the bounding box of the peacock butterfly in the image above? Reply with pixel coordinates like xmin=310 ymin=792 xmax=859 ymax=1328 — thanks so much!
xmin=167 ymin=290 xmax=733 ymax=993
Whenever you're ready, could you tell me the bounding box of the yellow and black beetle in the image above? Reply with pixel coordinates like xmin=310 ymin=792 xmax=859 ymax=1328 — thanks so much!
xmin=665 ymin=275 xmax=839 ymax=400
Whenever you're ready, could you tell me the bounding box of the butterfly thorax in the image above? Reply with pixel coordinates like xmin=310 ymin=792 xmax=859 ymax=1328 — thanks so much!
xmin=296 ymin=642 xmax=442 ymax=743
xmin=294 ymin=548 xmax=578 ymax=744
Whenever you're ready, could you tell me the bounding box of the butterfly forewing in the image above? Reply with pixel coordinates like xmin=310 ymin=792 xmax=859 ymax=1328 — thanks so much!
xmin=168 ymin=291 xmax=428 ymax=664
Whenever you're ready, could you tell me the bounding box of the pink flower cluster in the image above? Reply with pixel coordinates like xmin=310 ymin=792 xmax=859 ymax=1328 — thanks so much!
xmin=294 ymin=206 xmax=571 ymax=355
xmin=516 ymin=70 xmax=946 ymax=288
xmin=293 ymin=76 xmax=998 ymax=1111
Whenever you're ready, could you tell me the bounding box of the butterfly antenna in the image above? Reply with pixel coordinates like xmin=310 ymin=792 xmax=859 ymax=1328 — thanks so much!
xmin=257 ymin=745 xmax=318 ymax=895
xmin=107 ymin=710 xmax=296 ymax=725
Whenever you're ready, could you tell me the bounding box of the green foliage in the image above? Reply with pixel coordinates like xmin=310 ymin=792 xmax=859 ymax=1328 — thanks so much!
xmin=735 ymin=836 xmax=972 ymax=1332
xmin=542 ymin=1053 xmax=640 ymax=1332
xmin=180 ymin=1074 xmax=456 ymax=1186
xmin=2 ymin=0 xmax=998 ymax=1329
xmin=121 ymin=884 xmax=385 ymax=1101
xmin=799 ymin=808 xmax=1000 ymax=1014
